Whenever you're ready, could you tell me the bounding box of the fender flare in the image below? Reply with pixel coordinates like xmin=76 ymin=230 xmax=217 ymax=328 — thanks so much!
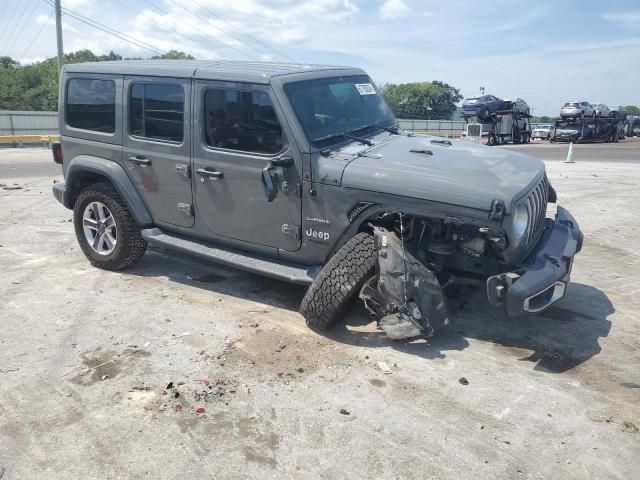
xmin=65 ymin=155 xmax=153 ymax=226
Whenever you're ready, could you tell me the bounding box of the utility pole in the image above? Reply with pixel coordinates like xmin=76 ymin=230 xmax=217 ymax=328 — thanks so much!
xmin=55 ymin=0 xmax=64 ymax=74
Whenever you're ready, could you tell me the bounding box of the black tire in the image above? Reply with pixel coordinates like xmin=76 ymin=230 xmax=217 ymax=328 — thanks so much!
xmin=300 ymin=232 xmax=376 ymax=331
xmin=487 ymin=134 xmax=496 ymax=146
xmin=74 ymin=182 xmax=147 ymax=271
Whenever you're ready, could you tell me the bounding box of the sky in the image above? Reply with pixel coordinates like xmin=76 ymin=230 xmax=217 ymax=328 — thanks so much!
xmin=0 ymin=0 xmax=639 ymax=115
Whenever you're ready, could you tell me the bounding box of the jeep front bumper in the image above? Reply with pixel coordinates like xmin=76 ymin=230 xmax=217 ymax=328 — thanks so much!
xmin=486 ymin=206 xmax=583 ymax=316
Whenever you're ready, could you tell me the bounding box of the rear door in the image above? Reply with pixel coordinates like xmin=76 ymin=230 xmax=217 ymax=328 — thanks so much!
xmin=123 ymin=76 xmax=193 ymax=227
xmin=192 ymin=80 xmax=302 ymax=251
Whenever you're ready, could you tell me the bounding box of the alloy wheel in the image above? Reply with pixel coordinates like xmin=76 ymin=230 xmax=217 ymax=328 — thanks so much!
xmin=82 ymin=201 xmax=117 ymax=255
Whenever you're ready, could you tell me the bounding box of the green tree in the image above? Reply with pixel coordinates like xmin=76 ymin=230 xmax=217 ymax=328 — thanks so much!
xmin=0 ymin=49 xmax=195 ymax=111
xmin=382 ymin=81 xmax=463 ymax=120
xmin=151 ymin=50 xmax=195 ymax=60
xmin=625 ymin=105 xmax=640 ymax=116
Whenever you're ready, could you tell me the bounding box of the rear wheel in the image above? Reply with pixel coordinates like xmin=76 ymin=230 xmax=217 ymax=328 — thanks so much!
xmin=74 ymin=183 xmax=147 ymax=271
xmin=300 ymin=232 xmax=376 ymax=331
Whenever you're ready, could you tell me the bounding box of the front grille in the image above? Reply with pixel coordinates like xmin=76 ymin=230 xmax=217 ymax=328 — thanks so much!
xmin=523 ymin=175 xmax=549 ymax=246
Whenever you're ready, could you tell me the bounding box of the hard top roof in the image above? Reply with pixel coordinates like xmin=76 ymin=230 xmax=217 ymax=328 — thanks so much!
xmin=63 ymin=60 xmax=364 ymax=83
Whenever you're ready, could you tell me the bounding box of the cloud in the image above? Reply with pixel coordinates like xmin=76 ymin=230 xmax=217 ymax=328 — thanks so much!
xmin=380 ymin=0 xmax=411 ymax=19
xmin=603 ymin=11 xmax=640 ymax=28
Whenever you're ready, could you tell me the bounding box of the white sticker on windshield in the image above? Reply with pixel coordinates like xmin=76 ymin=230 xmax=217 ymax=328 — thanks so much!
xmin=355 ymin=83 xmax=376 ymax=95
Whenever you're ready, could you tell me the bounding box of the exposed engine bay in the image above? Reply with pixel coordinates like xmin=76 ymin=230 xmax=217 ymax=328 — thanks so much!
xmin=359 ymin=213 xmax=509 ymax=339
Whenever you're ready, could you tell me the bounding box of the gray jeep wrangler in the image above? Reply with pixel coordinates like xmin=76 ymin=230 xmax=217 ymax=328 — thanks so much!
xmin=52 ymin=60 xmax=582 ymax=339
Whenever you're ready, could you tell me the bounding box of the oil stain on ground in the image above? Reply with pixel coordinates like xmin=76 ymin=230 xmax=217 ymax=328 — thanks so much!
xmin=70 ymin=348 xmax=151 ymax=386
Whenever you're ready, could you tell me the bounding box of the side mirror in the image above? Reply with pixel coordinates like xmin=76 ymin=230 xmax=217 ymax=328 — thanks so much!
xmin=262 ymin=165 xmax=277 ymax=202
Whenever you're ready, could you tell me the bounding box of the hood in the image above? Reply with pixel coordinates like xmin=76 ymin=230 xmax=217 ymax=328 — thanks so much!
xmin=340 ymin=135 xmax=545 ymax=212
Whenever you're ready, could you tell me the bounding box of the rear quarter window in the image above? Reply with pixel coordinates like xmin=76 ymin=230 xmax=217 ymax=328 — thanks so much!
xmin=66 ymin=78 xmax=116 ymax=133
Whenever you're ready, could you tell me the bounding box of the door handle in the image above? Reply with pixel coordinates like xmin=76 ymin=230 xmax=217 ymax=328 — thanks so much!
xmin=196 ymin=168 xmax=224 ymax=180
xmin=128 ymin=155 xmax=151 ymax=166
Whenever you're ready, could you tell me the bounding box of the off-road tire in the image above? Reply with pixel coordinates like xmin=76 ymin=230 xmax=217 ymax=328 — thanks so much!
xmin=300 ymin=232 xmax=376 ymax=331
xmin=74 ymin=182 xmax=147 ymax=270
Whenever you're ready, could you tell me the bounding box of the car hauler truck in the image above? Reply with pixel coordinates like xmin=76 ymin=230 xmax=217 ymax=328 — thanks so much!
xmin=463 ymin=109 xmax=532 ymax=146
xmin=551 ymin=117 xmax=622 ymax=143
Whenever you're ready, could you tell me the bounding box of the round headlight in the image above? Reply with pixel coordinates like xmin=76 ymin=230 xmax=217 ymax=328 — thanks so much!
xmin=512 ymin=203 xmax=529 ymax=239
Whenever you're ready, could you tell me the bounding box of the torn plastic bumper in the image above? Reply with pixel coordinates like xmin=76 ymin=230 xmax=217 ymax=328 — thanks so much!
xmin=487 ymin=206 xmax=583 ymax=316
xmin=359 ymin=226 xmax=449 ymax=339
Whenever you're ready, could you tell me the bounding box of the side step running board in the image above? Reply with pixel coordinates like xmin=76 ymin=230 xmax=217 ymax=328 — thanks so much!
xmin=141 ymin=228 xmax=320 ymax=285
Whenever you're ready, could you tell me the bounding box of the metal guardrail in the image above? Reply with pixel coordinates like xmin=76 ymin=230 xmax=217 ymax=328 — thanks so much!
xmin=397 ymin=119 xmax=465 ymax=136
xmin=0 ymin=110 xmax=58 ymax=137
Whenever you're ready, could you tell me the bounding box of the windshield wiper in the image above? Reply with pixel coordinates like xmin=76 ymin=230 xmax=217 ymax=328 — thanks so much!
xmin=350 ymin=123 xmax=400 ymax=135
xmin=312 ymin=131 xmax=373 ymax=146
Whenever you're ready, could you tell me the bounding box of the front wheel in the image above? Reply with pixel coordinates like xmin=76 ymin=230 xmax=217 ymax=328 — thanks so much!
xmin=300 ymin=232 xmax=376 ymax=331
xmin=74 ymin=183 xmax=147 ymax=271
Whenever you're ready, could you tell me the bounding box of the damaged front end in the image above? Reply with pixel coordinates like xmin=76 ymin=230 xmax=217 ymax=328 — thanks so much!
xmin=360 ymin=226 xmax=450 ymax=339
xmin=358 ymin=211 xmax=508 ymax=339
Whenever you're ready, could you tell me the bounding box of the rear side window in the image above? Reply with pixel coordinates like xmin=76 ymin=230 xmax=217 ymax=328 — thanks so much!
xmin=130 ymin=83 xmax=184 ymax=143
xmin=204 ymin=88 xmax=284 ymax=154
xmin=66 ymin=78 xmax=116 ymax=133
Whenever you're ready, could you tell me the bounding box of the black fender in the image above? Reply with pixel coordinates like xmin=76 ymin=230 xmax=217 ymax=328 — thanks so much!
xmin=64 ymin=155 xmax=153 ymax=226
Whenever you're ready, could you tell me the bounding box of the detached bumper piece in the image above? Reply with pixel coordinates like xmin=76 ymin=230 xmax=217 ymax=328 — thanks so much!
xmin=359 ymin=227 xmax=449 ymax=340
xmin=487 ymin=206 xmax=583 ymax=316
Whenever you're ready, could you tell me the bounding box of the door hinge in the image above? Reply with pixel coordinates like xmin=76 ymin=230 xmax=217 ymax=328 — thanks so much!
xmin=175 ymin=164 xmax=191 ymax=178
xmin=281 ymin=181 xmax=302 ymax=197
xmin=178 ymin=203 xmax=194 ymax=217
xmin=281 ymin=224 xmax=301 ymax=239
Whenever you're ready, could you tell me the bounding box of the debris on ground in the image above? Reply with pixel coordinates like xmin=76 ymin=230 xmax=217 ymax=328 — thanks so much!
xmin=378 ymin=362 xmax=392 ymax=374
xmin=195 ymin=407 xmax=205 ymax=414
xmin=130 ymin=384 xmax=150 ymax=391
xmin=339 ymin=409 xmax=351 ymax=416
xmin=459 ymin=377 xmax=469 ymax=385
xmin=622 ymin=421 xmax=639 ymax=433
xmin=591 ymin=415 xmax=614 ymax=423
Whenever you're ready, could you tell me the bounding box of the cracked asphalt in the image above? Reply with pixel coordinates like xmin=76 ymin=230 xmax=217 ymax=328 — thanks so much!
xmin=0 ymin=142 xmax=639 ymax=479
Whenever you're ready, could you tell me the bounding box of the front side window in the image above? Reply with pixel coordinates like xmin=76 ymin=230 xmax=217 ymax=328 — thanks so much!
xmin=130 ymin=83 xmax=184 ymax=143
xmin=283 ymin=75 xmax=396 ymax=144
xmin=204 ymin=88 xmax=284 ymax=154
xmin=66 ymin=78 xmax=116 ymax=133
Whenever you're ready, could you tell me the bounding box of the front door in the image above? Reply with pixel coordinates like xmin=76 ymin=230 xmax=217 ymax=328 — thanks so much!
xmin=123 ymin=76 xmax=193 ymax=227
xmin=192 ymin=81 xmax=302 ymax=252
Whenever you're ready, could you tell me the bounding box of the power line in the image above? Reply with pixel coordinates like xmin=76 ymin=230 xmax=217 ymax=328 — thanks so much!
xmin=21 ymin=10 xmax=54 ymax=59
xmin=3 ymin=0 xmax=32 ymax=51
xmin=0 ymin=1 xmax=11 ymax=28
xmin=7 ymin=0 xmax=41 ymax=56
xmin=170 ymin=0 xmax=288 ymax=62
xmin=42 ymin=0 xmax=168 ymax=56
xmin=0 ymin=1 xmax=26 ymax=53
xmin=140 ymin=0 xmax=258 ymax=60
xmin=0 ymin=1 xmax=16 ymax=45
xmin=186 ymin=0 xmax=296 ymax=62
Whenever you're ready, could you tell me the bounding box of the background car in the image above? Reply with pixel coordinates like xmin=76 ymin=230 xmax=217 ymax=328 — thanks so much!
xmin=610 ymin=106 xmax=627 ymax=119
xmin=531 ymin=124 xmax=554 ymax=140
xmin=593 ymin=104 xmax=610 ymax=117
xmin=502 ymin=97 xmax=530 ymax=114
xmin=461 ymin=95 xmax=503 ymax=118
xmin=560 ymin=101 xmax=595 ymax=119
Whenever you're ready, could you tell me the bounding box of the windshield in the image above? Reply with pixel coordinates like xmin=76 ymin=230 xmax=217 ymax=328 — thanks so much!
xmin=283 ymin=75 xmax=396 ymax=144
xmin=564 ymin=103 xmax=579 ymax=108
